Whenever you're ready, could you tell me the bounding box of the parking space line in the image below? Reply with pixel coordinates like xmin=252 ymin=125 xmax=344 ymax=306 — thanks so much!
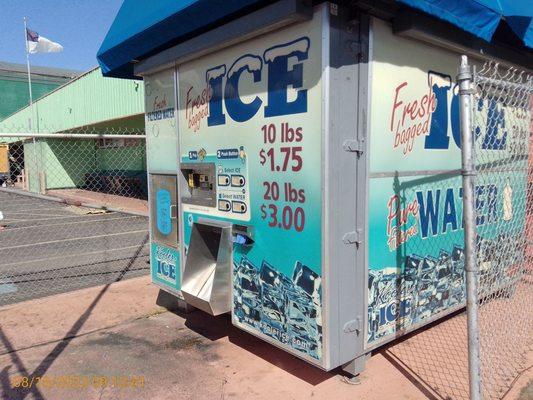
xmin=0 ymin=214 xmax=113 ymax=224
xmin=4 ymin=215 xmax=142 ymax=231
xmin=0 ymin=244 xmax=150 ymax=269
xmin=0 ymin=229 xmax=148 ymax=251
xmin=0 ymin=202 xmax=54 ymax=209
xmin=0 ymin=208 xmax=67 ymax=214
xmin=4 ymin=212 xmax=72 ymax=218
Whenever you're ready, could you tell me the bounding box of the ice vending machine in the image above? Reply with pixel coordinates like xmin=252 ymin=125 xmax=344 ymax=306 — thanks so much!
xmin=134 ymin=2 xmax=528 ymax=376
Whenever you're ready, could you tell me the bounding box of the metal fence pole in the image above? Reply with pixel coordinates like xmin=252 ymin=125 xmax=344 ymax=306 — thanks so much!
xmin=457 ymin=55 xmax=482 ymax=400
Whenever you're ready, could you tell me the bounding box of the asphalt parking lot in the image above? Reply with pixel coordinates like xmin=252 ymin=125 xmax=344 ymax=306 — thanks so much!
xmin=0 ymin=190 xmax=150 ymax=306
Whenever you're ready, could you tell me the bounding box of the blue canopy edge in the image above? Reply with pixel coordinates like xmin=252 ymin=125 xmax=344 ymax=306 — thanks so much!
xmin=98 ymin=0 xmax=532 ymax=79
xmin=398 ymin=0 xmax=533 ymax=48
xmin=97 ymin=0 xmax=267 ymax=79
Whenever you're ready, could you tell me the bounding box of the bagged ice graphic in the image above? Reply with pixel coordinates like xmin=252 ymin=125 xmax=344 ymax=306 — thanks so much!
xmin=233 ymin=258 xmax=261 ymax=327
xmin=367 ymin=266 xmax=416 ymax=341
xmin=367 ymin=270 xmax=381 ymax=341
xmin=404 ymin=255 xmax=421 ymax=279
xmin=232 ymin=256 xmax=323 ymax=358
xmin=416 ymin=256 xmax=438 ymax=320
xmin=259 ymin=261 xmax=290 ymax=342
xmin=434 ymin=250 xmax=452 ymax=311
xmin=286 ymin=262 xmax=322 ymax=358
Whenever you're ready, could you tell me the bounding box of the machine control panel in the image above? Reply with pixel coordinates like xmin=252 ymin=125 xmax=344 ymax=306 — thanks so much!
xmin=180 ymin=149 xmax=251 ymax=221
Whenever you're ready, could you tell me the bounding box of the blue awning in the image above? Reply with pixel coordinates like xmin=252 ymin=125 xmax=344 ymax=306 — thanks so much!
xmin=97 ymin=0 xmax=267 ymax=79
xmin=98 ymin=0 xmax=531 ymax=79
xmin=398 ymin=0 xmax=533 ymax=48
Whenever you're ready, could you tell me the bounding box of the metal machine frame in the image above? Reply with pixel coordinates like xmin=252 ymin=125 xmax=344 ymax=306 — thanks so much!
xmin=139 ymin=1 xmax=485 ymax=376
xmin=139 ymin=2 xmax=374 ymax=375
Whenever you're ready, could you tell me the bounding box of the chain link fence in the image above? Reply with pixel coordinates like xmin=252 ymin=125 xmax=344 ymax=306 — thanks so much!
xmin=0 ymin=127 xmax=150 ymax=306
xmin=460 ymin=59 xmax=532 ymax=399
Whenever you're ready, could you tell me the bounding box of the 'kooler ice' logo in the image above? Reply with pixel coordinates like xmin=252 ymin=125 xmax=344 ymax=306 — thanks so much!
xmin=185 ymin=37 xmax=311 ymax=130
xmin=155 ymin=245 xmax=178 ymax=285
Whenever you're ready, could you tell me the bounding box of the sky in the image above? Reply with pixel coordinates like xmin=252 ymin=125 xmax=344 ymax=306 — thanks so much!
xmin=0 ymin=0 xmax=123 ymax=73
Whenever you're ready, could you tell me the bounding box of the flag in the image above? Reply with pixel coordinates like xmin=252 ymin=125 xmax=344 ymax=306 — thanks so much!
xmin=26 ymin=28 xmax=63 ymax=54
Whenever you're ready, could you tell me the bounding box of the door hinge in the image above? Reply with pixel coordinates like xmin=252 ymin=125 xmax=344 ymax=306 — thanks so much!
xmin=343 ymin=316 xmax=363 ymax=335
xmin=343 ymin=139 xmax=364 ymax=155
xmin=346 ymin=39 xmax=362 ymax=59
xmin=343 ymin=229 xmax=362 ymax=246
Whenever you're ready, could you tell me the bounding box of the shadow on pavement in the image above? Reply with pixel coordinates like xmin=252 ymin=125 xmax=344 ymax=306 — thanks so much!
xmin=172 ymin=307 xmax=342 ymax=386
xmin=0 ymin=234 xmax=149 ymax=400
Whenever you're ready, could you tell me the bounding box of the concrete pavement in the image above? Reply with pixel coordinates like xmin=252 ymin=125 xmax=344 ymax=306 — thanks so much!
xmin=0 ymin=276 xmax=530 ymax=400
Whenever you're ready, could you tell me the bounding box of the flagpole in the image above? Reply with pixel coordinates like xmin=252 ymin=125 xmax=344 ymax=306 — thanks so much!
xmin=24 ymin=17 xmax=41 ymax=193
xmin=23 ymin=17 xmax=35 ymax=133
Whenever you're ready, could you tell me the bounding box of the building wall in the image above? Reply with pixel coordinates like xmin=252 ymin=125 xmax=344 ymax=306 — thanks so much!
xmin=1 ymin=67 xmax=147 ymax=195
xmin=0 ymin=67 xmax=145 ymax=132
xmin=0 ymin=79 xmax=62 ymax=121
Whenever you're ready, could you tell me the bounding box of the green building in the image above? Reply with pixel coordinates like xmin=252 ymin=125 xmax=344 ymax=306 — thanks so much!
xmin=0 ymin=61 xmax=78 ymax=121
xmin=0 ymin=66 xmax=146 ymax=197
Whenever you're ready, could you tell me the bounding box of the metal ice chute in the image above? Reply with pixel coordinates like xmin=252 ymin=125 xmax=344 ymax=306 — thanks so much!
xmin=180 ymin=220 xmax=232 ymax=315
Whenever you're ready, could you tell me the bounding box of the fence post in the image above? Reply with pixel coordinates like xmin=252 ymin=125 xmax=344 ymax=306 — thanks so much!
xmin=457 ymin=55 xmax=482 ymax=400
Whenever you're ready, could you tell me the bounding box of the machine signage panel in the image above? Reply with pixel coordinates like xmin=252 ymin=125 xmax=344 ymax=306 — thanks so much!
xmin=149 ymin=173 xmax=180 ymax=292
xmin=144 ymin=69 xmax=179 ymax=171
xmin=177 ymin=12 xmax=324 ymax=361
xmin=151 ymin=242 xmax=180 ymax=289
xmin=367 ymin=19 xmax=528 ymax=345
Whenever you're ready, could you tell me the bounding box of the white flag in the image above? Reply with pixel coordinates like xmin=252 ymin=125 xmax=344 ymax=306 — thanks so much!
xmin=26 ymin=28 xmax=63 ymax=54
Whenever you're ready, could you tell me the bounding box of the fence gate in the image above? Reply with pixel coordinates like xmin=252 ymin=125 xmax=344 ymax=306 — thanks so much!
xmin=459 ymin=57 xmax=533 ymax=400
xmin=0 ymin=131 xmax=150 ymax=306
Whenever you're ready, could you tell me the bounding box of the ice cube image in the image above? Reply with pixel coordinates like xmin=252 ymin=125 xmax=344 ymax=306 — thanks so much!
xmin=448 ymin=279 xmax=464 ymax=307
xmin=369 ymin=267 xmax=415 ymax=339
xmin=451 ymin=245 xmax=464 ymax=277
xmin=286 ymin=263 xmax=322 ymax=356
xmin=292 ymin=262 xmax=321 ymax=299
xmin=416 ymin=257 xmax=438 ymax=319
xmin=368 ymin=270 xmax=381 ymax=310
xmin=289 ymin=329 xmax=320 ymax=359
xmin=404 ymin=255 xmax=422 ymax=279
xmin=476 ymin=237 xmax=497 ymax=294
xmin=233 ymin=258 xmax=261 ymax=326
xmin=367 ymin=270 xmax=381 ymax=340
xmin=403 ymin=256 xmax=421 ymax=305
xmin=286 ymin=288 xmax=321 ymax=355
xmin=260 ymin=261 xmax=290 ymax=337
xmin=367 ymin=305 xmax=380 ymax=342
xmin=434 ymin=250 xmax=452 ymax=311
xmin=437 ymin=250 xmax=451 ymax=275
xmin=417 ymin=307 xmax=433 ymax=321
xmin=448 ymin=246 xmax=465 ymax=306
xmin=419 ymin=256 xmax=437 ymax=285
xmin=286 ymin=289 xmax=318 ymax=332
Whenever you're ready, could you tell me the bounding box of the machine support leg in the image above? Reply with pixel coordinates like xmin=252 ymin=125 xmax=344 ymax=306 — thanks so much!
xmin=341 ymin=353 xmax=370 ymax=384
